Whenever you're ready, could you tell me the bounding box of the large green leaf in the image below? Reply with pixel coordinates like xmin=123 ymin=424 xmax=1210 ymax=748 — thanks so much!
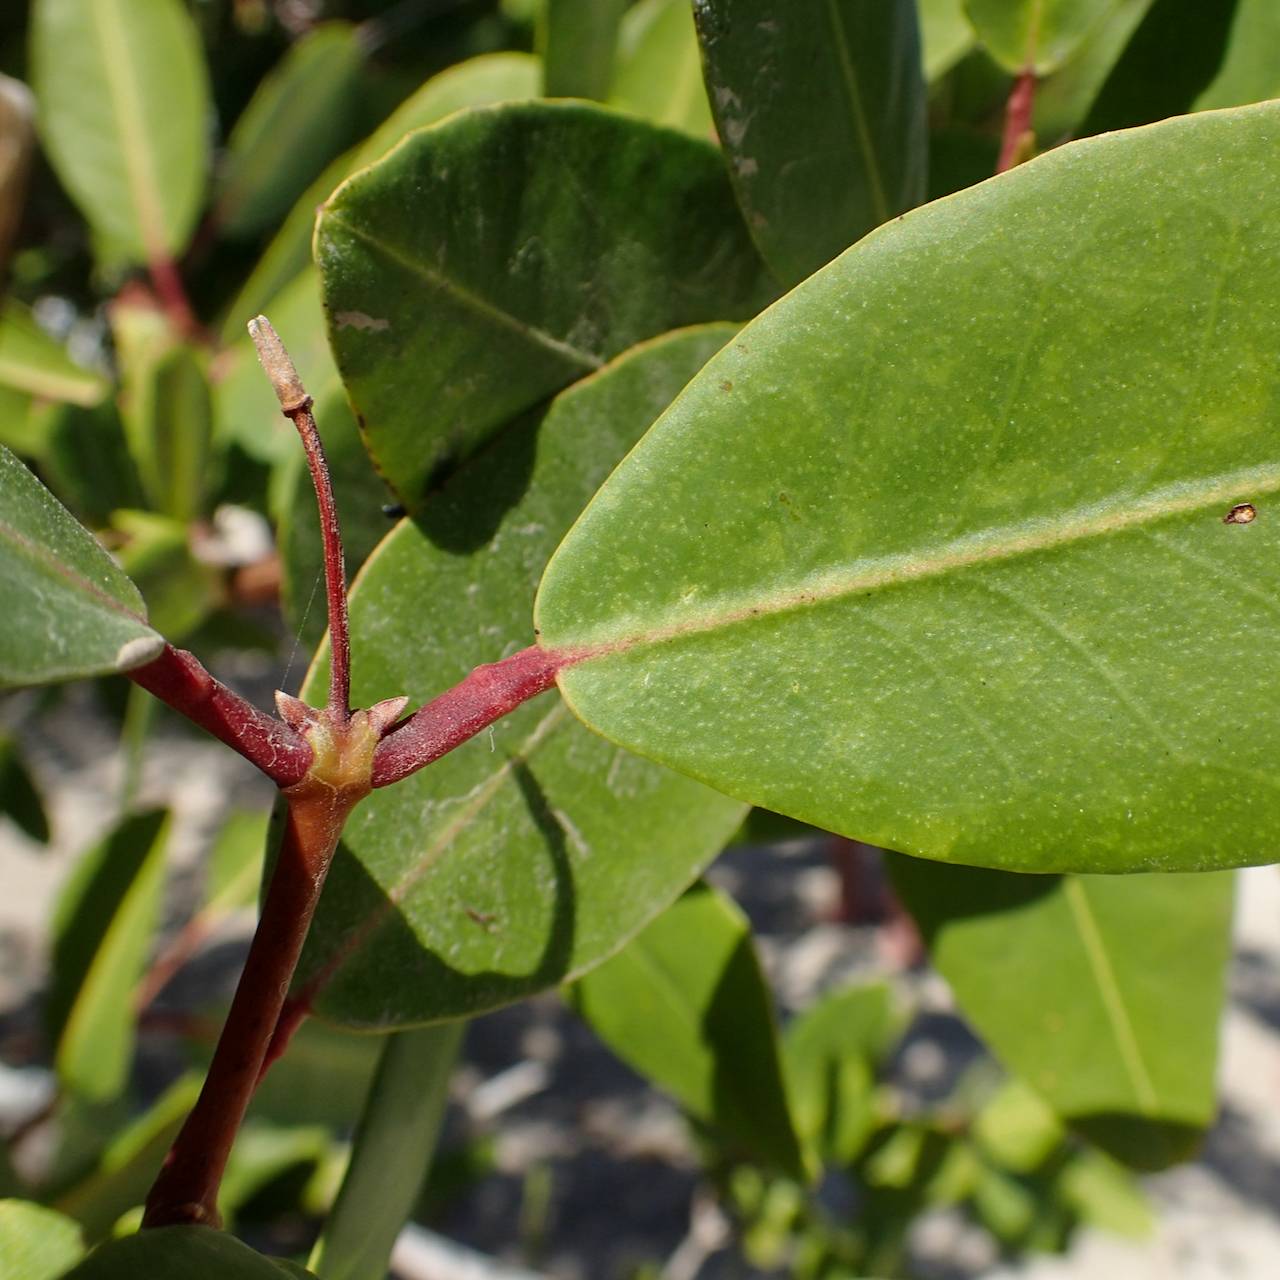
xmin=571 ymin=882 xmax=805 ymax=1178
xmin=61 ymin=1227 xmax=313 ymax=1279
xmin=964 ymin=0 xmax=1123 ymax=72
xmin=0 ymin=445 xmax=161 ymax=689
xmin=889 ymin=856 xmax=1232 ymax=1168
xmin=215 ymin=23 xmax=366 ymax=239
xmin=694 ymin=0 xmax=928 ymax=288
xmin=308 ymin=1024 xmax=463 ymax=1280
xmin=0 ymin=1200 xmax=83 ymax=1280
xmin=316 ymin=100 xmax=772 ymax=507
xmin=537 ymin=103 xmax=1280 ymax=874
xmin=541 ymin=0 xmax=628 ymax=100
xmin=0 ymin=301 xmax=106 ymax=408
xmin=30 ymin=0 xmax=209 ymax=262
xmin=48 ymin=810 xmax=170 ymax=1100
xmin=918 ymin=0 xmax=976 ymax=79
xmin=610 ymin=0 xmax=714 ymax=137
xmin=295 ymin=327 xmax=746 ymax=1027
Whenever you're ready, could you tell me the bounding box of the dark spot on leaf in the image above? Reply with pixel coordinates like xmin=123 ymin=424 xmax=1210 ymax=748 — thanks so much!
xmin=381 ymin=502 xmax=406 ymax=519
xmin=720 ymin=379 xmax=733 ymax=392
xmin=1224 ymin=503 xmax=1257 ymax=525
xmin=464 ymin=906 xmax=498 ymax=932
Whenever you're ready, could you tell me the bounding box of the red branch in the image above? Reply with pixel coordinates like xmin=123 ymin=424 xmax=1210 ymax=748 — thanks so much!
xmin=127 ymin=644 xmax=311 ymax=787
xmin=147 ymin=254 xmax=205 ymax=343
xmin=371 ymin=644 xmax=587 ymax=788
xmin=997 ymin=68 xmax=1037 ymax=174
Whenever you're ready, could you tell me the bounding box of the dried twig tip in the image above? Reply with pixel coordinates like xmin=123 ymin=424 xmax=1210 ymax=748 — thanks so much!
xmin=248 ymin=315 xmax=309 ymax=413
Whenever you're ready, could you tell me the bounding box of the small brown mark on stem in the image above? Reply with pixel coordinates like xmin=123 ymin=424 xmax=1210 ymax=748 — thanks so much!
xmin=1224 ymin=503 xmax=1257 ymax=525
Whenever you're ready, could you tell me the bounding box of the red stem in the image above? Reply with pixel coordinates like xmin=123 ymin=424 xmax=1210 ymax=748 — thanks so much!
xmin=997 ymin=68 xmax=1037 ymax=174
xmin=142 ymin=780 xmax=358 ymax=1228
xmin=371 ymin=644 xmax=586 ymax=787
xmin=147 ymin=254 xmax=204 ymax=343
xmin=127 ymin=644 xmax=311 ymax=787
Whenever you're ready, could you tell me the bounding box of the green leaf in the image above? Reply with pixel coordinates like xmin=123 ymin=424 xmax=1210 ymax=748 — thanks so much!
xmin=537 ymin=103 xmax=1280 ymax=874
xmin=219 ymin=52 xmax=542 ymax=338
xmin=29 ymin=0 xmax=209 ymax=262
xmin=964 ymin=0 xmax=1124 ymax=73
xmin=309 ymin=1024 xmax=463 ymax=1280
xmin=694 ymin=0 xmax=928 ymax=287
xmin=783 ymin=984 xmax=900 ymax=1168
xmin=888 ymin=856 xmax=1232 ymax=1168
xmin=0 ymin=301 xmax=106 ymax=407
xmin=571 ymin=882 xmax=805 ymax=1178
xmin=216 ymin=23 xmax=366 ymax=239
xmin=60 ymin=1226 xmax=314 ymax=1280
xmin=0 ymin=445 xmax=161 ymax=689
xmin=317 ymin=100 xmax=772 ymax=507
xmin=48 ymin=810 xmax=170 ymax=1100
xmin=971 ymin=1079 xmax=1063 ymax=1173
xmin=296 ymin=326 xmax=746 ymax=1027
xmin=540 ymin=0 xmax=628 ymax=100
xmin=1079 ymin=0 xmax=1242 ymax=135
xmin=1194 ymin=0 xmax=1280 ymax=111
xmin=0 ymin=732 xmax=49 ymax=843
xmin=113 ymin=299 xmax=215 ymax=523
xmin=1056 ymin=1148 xmax=1152 ymax=1238
xmin=111 ymin=510 xmax=221 ymax=642
xmin=51 ymin=1074 xmax=201 ymax=1241
xmin=41 ymin=399 xmax=146 ymax=525
xmin=219 ymin=1122 xmax=333 ymax=1229
xmin=918 ymin=0 xmax=976 ymax=79
xmin=204 ymin=809 xmax=270 ymax=913
xmin=610 ymin=0 xmax=714 ymax=136
xmin=0 ymin=1200 xmax=84 ymax=1280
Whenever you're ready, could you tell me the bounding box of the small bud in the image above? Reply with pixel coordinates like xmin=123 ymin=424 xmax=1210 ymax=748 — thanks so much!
xmin=248 ymin=315 xmax=310 ymax=414
xmin=275 ymin=690 xmax=321 ymax=731
xmin=368 ymin=695 xmax=410 ymax=736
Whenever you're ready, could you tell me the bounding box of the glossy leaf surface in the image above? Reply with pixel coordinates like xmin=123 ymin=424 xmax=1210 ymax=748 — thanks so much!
xmin=62 ymin=1227 xmax=313 ymax=1279
xmin=0 ymin=301 xmax=106 ymax=407
xmin=0 ymin=1200 xmax=83 ymax=1280
xmin=215 ymin=23 xmax=365 ymax=238
xmin=317 ymin=101 xmax=772 ymax=506
xmin=48 ymin=810 xmax=170 ymax=1100
xmin=571 ymin=882 xmax=804 ymax=1177
xmin=889 ymin=855 xmax=1232 ymax=1168
xmin=296 ymin=328 xmax=746 ymax=1026
xmin=539 ymin=104 xmax=1280 ymax=874
xmin=964 ymin=0 xmax=1122 ymax=72
xmin=694 ymin=0 xmax=928 ymax=287
xmin=30 ymin=0 xmax=209 ymax=261
xmin=0 ymin=445 xmax=160 ymax=688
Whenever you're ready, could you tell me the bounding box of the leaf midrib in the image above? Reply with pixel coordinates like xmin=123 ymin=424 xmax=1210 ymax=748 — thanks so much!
xmin=323 ymin=212 xmax=605 ymax=373
xmin=823 ymin=0 xmax=890 ymax=224
xmin=558 ymin=458 xmax=1280 ymax=652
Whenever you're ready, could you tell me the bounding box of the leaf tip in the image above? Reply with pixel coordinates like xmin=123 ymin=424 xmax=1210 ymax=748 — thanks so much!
xmin=115 ymin=634 xmax=166 ymax=673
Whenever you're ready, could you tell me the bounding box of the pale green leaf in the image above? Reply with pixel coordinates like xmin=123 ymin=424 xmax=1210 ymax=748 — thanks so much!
xmin=0 ymin=1200 xmax=83 ymax=1280
xmin=538 ymin=103 xmax=1280 ymax=874
xmin=540 ymin=0 xmax=628 ymax=100
xmin=30 ymin=0 xmax=209 ymax=261
xmin=0 ymin=445 xmax=161 ymax=689
xmin=610 ymin=0 xmax=714 ymax=137
xmin=309 ymin=1024 xmax=463 ymax=1280
xmin=889 ymin=856 xmax=1232 ymax=1168
xmin=60 ymin=1226 xmax=315 ymax=1279
xmin=0 ymin=301 xmax=106 ymax=408
xmin=964 ymin=0 xmax=1125 ymax=72
xmin=918 ymin=0 xmax=976 ymax=79
xmin=1195 ymin=0 xmax=1280 ymax=111
xmin=571 ymin=883 xmax=804 ymax=1177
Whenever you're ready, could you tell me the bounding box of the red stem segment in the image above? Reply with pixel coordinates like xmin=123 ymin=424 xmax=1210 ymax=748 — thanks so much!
xmin=997 ymin=68 xmax=1037 ymax=174
xmin=248 ymin=316 xmax=351 ymax=719
xmin=371 ymin=644 xmax=585 ymax=787
xmin=127 ymin=644 xmax=311 ymax=787
xmin=142 ymin=748 xmax=371 ymax=1229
